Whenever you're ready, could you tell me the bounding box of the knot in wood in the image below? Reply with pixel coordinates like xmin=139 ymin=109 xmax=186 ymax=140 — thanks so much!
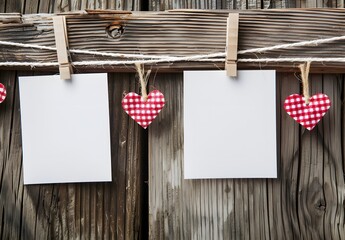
xmin=106 ymin=21 xmax=125 ymax=39
xmin=315 ymin=199 xmax=326 ymax=211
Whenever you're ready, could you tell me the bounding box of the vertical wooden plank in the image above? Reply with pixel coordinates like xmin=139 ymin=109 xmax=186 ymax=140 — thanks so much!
xmin=6 ymin=72 xmax=45 ymax=240
xmin=70 ymin=0 xmax=82 ymax=11
xmin=0 ymin=1 xmax=4 ymax=12
xmin=321 ymin=74 xmax=345 ymax=239
xmin=149 ymin=73 xmax=183 ymax=240
xmin=87 ymin=0 xmax=96 ymax=9
xmin=329 ymin=0 xmax=338 ymax=7
xmin=263 ymin=0 xmax=271 ymax=8
xmin=234 ymin=180 xmax=249 ymax=240
xmin=271 ymin=0 xmax=283 ymax=9
xmin=80 ymin=0 xmax=88 ymax=10
xmin=271 ymin=0 xmax=298 ymax=8
xmin=247 ymin=0 xmax=258 ymax=9
xmin=298 ymin=74 xmax=325 ymax=240
xmin=108 ymin=0 xmax=115 ymax=9
xmin=5 ymin=0 xmax=21 ymax=12
xmin=24 ymin=0 xmax=39 ymax=14
xmin=66 ymin=185 xmax=77 ymax=239
xmin=38 ymin=0 xmax=53 ymax=13
xmin=148 ymin=73 xmax=274 ymax=240
xmin=267 ymin=73 xmax=301 ymax=240
xmin=109 ymin=73 xmax=145 ymax=240
xmin=316 ymin=0 xmax=324 ymax=7
xmin=235 ymin=0 xmax=247 ymax=9
xmin=304 ymin=0 xmax=317 ymax=7
xmin=95 ymin=183 xmax=104 ymax=239
xmin=53 ymin=0 xmax=70 ymax=12
xmin=0 ymin=71 xmax=24 ymax=240
xmin=148 ymin=71 xmax=345 ymax=239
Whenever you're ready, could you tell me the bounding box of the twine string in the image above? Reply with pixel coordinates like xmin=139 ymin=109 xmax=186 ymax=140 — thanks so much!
xmin=2 ymin=57 xmax=345 ymax=68
xmin=237 ymin=35 xmax=345 ymax=54
xmin=135 ymin=63 xmax=151 ymax=101
xmin=299 ymin=61 xmax=311 ymax=104
xmin=0 ymin=34 xmax=345 ymax=66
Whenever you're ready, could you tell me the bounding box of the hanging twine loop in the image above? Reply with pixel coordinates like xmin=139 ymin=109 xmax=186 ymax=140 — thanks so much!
xmin=299 ymin=61 xmax=311 ymax=105
xmin=135 ymin=63 xmax=151 ymax=101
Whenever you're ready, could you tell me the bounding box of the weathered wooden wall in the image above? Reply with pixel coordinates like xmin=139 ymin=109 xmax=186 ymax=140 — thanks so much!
xmin=3 ymin=9 xmax=345 ymax=72
xmin=147 ymin=2 xmax=345 ymax=240
xmin=149 ymin=72 xmax=345 ymax=240
xmin=149 ymin=0 xmax=343 ymax=10
xmin=0 ymin=1 xmax=146 ymax=240
xmin=0 ymin=72 xmax=147 ymax=239
xmin=1 ymin=0 xmax=345 ymax=240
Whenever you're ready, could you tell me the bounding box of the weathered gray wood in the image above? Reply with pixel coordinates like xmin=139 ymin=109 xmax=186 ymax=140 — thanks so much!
xmin=313 ymin=74 xmax=345 ymax=239
xmin=148 ymin=73 xmax=185 ymax=239
xmin=2 ymin=0 xmax=345 ymax=240
xmin=24 ymin=0 xmax=39 ymax=13
xmin=0 ymin=72 xmax=145 ymax=240
xmin=145 ymin=1 xmax=345 ymax=239
xmin=2 ymin=9 xmax=345 ymax=72
xmin=149 ymin=0 xmax=340 ymax=9
xmin=0 ymin=0 xmax=146 ymax=239
xmin=0 ymin=71 xmax=22 ymax=240
xmin=148 ymin=71 xmax=345 ymax=239
xmin=149 ymin=0 xmax=273 ymax=10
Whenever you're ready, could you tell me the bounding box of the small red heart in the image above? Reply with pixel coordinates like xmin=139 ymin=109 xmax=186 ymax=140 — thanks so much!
xmin=122 ymin=90 xmax=165 ymax=129
xmin=0 ymin=83 xmax=6 ymax=103
xmin=284 ymin=93 xmax=331 ymax=130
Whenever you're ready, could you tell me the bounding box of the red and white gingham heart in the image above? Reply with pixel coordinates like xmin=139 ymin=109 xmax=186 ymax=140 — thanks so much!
xmin=284 ymin=93 xmax=331 ymax=130
xmin=0 ymin=83 xmax=6 ymax=103
xmin=122 ymin=90 xmax=165 ymax=129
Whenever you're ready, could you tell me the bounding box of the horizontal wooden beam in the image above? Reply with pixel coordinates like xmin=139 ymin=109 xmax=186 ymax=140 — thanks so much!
xmin=1 ymin=9 xmax=345 ymax=73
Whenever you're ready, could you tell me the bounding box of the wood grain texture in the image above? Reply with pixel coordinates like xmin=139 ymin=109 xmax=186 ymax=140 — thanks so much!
xmin=148 ymin=72 xmax=345 ymax=240
xmin=147 ymin=1 xmax=345 ymax=239
xmin=0 ymin=71 xmax=146 ymax=240
xmin=0 ymin=0 xmax=146 ymax=239
xmin=148 ymin=0 xmax=271 ymax=10
xmin=148 ymin=0 xmax=343 ymax=10
xmin=2 ymin=0 xmax=345 ymax=240
xmin=3 ymin=9 xmax=345 ymax=72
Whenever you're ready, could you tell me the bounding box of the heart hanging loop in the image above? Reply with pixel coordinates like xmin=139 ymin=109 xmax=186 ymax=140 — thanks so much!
xmin=284 ymin=60 xmax=331 ymax=130
xmin=299 ymin=61 xmax=311 ymax=105
xmin=123 ymin=63 xmax=165 ymax=129
xmin=135 ymin=63 xmax=151 ymax=102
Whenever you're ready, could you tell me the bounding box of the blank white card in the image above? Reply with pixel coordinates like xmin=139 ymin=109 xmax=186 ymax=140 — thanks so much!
xmin=19 ymin=73 xmax=112 ymax=184
xmin=184 ymin=70 xmax=277 ymax=179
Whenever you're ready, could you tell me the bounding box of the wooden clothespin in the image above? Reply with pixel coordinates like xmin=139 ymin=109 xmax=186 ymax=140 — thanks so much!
xmin=226 ymin=13 xmax=239 ymax=77
xmin=53 ymin=16 xmax=72 ymax=80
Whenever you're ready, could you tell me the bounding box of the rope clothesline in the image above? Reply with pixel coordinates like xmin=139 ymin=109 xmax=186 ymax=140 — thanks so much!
xmin=0 ymin=35 xmax=345 ymax=67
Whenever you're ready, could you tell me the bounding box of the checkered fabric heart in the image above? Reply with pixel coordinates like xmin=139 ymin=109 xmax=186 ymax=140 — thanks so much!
xmin=122 ymin=90 xmax=165 ymax=129
xmin=0 ymin=83 xmax=6 ymax=103
xmin=284 ymin=93 xmax=331 ymax=130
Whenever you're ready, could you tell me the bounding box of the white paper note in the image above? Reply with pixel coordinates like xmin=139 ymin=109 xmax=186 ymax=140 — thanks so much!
xmin=184 ymin=70 xmax=277 ymax=179
xmin=19 ymin=73 xmax=112 ymax=184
